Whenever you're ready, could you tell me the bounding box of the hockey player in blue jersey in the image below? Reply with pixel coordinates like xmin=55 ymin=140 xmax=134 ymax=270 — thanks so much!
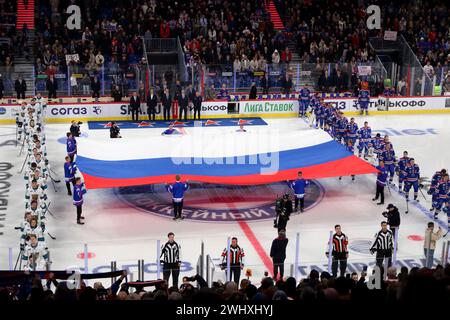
xmin=66 ymin=132 xmax=77 ymax=162
xmin=428 ymin=169 xmax=447 ymax=211
xmin=404 ymin=158 xmax=420 ymax=202
xmin=373 ymin=161 xmax=388 ymax=205
xmin=73 ymin=177 xmax=86 ymax=225
xmin=396 ymin=151 xmax=411 ymax=192
xmin=358 ymin=88 xmax=370 ymax=115
xmin=432 ymin=174 xmax=449 ymax=219
xmin=299 ymin=87 xmax=311 ymax=117
xmin=357 ymin=121 xmax=372 ymax=158
xmin=339 ymin=140 xmax=355 ymax=181
xmin=288 ymin=171 xmax=310 ymax=213
xmin=381 ymin=135 xmax=394 ymax=152
xmin=371 ymin=133 xmax=384 ymax=158
xmin=383 ymin=86 xmax=395 ymax=97
xmin=379 ymin=144 xmax=396 ymax=184
xmin=64 ymin=156 xmax=77 ymax=196
xmin=345 ymin=117 xmax=358 ymax=146
xmin=166 ymin=175 xmax=189 ymax=220
xmin=336 ymin=113 xmax=348 ymax=144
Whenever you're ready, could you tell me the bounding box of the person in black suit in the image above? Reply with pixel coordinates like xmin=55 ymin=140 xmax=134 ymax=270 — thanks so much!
xmin=193 ymin=91 xmax=202 ymax=120
xmin=46 ymin=75 xmax=58 ymax=99
xmin=146 ymin=88 xmax=158 ymax=121
xmin=15 ymin=75 xmax=27 ymax=99
xmin=161 ymin=88 xmax=172 ymax=121
xmin=178 ymin=90 xmax=188 ymax=121
xmin=91 ymin=76 xmax=101 ymax=99
xmin=249 ymin=82 xmax=257 ymax=99
xmin=129 ymin=92 xmax=140 ymax=122
xmin=111 ymin=85 xmax=122 ymax=102
xmin=0 ymin=74 xmax=4 ymax=100
xmin=281 ymin=74 xmax=292 ymax=94
xmin=261 ymin=74 xmax=269 ymax=95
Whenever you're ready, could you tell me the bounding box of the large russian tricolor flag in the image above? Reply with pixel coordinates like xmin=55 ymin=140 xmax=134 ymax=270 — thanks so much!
xmin=76 ymin=129 xmax=378 ymax=189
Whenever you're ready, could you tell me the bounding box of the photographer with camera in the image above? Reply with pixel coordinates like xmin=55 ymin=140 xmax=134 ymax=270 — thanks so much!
xmin=70 ymin=120 xmax=81 ymax=137
xmin=110 ymin=122 xmax=121 ymax=138
xmin=382 ymin=204 xmax=400 ymax=246
xmin=274 ymin=193 xmax=293 ymax=231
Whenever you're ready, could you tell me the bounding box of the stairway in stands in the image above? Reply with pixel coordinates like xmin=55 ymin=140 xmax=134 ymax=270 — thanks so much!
xmin=13 ymin=0 xmax=36 ymax=97
xmin=16 ymin=0 xmax=35 ymax=30
xmin=266 ymin=1 xmax=285 ymax=30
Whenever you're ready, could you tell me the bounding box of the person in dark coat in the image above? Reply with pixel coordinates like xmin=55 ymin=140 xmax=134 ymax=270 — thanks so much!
xmin=129 ymin=91 xmax=140 ymax=122
xmin=249 ymin=82 xmax=257 ymax=99
xmin=281 ymin=74 xmax=292 ymax=94
xmin=178 ymin=90 xmax=188 ymax=121
xmin=0 ymin=74 xmax=4 ymax=100
xmin=146 ymin=88 xmax=158 ymax=121
xmin=91 ymin=77 xmax=101 ymax=99
xmin=382 ymin=203 xmax=401 ymax=244
xmin=261 ymin=74 xmax=269 ymax=95
xmin=161 ymin=88 xmax=172 ymax=121
xmin=46 ymin=75 xmax=58 ymax=98
xmin=193 ymin=91 xmax=202 ymax=120
xmin=110 ymin=122 xmax=121 ymax=138
xmin=111 ymin=85 xmax=122 ymax=102
xmin=270 ymin=230 xmax=289 ymax=280
xmin=15 ymin=75 xmax=27 ymax=99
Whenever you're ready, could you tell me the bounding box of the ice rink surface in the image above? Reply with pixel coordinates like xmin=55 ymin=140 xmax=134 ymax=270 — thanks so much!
xmin=0 ymin=114 xmax=449 ymax=281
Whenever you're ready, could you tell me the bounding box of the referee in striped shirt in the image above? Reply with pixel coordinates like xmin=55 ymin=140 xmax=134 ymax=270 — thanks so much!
xmin=160 ymin=232 xmax=181 ymax=288
xmin=370 ymin=221 xmax=394 ymax=270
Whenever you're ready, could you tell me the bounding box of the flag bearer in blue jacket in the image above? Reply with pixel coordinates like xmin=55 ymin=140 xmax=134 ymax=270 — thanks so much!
xmin=166 ymin=175 xmax=189 ymax=220
xmin=66 ymin=132 xmax=77 ymax=162
xmin=288 ymin=171 xmax=310 ymax=213
xmin=64 ymin=156 xmax=77 ymax=196
xmin=73 ymin=177 xmax=86 ymax=225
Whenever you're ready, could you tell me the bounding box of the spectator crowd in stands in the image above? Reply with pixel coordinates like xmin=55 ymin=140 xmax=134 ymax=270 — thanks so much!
xmin=1 ymin=264 xmax=449 ymax=302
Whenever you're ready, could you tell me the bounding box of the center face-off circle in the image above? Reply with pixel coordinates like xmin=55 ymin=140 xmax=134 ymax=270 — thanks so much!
xmin=115 ymin=181 xmax=324 ymax=223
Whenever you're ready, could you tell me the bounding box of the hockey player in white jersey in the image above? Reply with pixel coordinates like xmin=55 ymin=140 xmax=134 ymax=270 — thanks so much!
xmin=25 ymin=179 xmax=47 ymax=209
xmin=21 ymin=234 xmax=50 ymax=271
xmin=26 ymin=200 xmax=47 ymax=227
xmin=20 ymin=217 xmax=45 ymax=249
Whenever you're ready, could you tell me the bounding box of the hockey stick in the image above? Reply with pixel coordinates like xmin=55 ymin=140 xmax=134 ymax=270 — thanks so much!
xmin=49 ymin=166 xmax=61 ymax=180
xmin=19 ymin=137 xmax=26 ymax=156
xmin=49 ymin=174 xmax=61 ymax=184
xmin=50 ymin=176 xmax=57 ymax=193
xmin=419 ymin=187 xmax=427 ymax=201
xmin=405 ymin=199 xmax=409 ymax=214
xmin=47 ymin=232 xmax=56 ymax=240
xmin=14 ymin=250 xmax=22 ymax=271
xmin=18 ymin=153 xmax=29 ymax=174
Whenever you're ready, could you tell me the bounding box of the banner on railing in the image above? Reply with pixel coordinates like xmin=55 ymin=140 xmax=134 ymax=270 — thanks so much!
xmin=239 ymin=100 xmax=299 ymax=115
xmin=357 ymin=66 xmax=372 ymax=76
xmin=384 ymin=30 xmax=398 ymax=41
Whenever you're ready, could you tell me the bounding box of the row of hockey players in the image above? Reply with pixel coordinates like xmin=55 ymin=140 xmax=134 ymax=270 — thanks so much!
xmin=299 ymin=88 xmax=449 ymax=222
xmin=299 ymin=83 xmax=395 ymax=117
xmin=64 ymin=128 xmax=88 ymax=225
xmin=16 ymin=96 xmax=51 ymax=271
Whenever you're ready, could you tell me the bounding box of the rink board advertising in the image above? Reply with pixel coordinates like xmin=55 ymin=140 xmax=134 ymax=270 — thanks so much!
xmin=0 ymin=96 xmax=449 ymax=123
